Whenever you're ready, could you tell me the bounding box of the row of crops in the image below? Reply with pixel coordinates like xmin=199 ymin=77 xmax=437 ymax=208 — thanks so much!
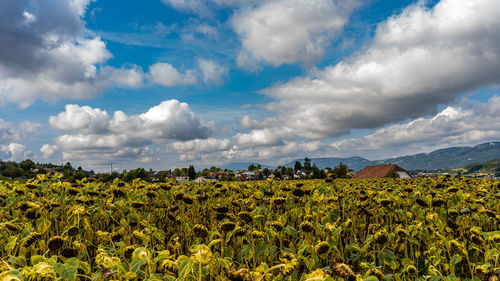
xmin=0 ymin=174 xmax=498 ymax=281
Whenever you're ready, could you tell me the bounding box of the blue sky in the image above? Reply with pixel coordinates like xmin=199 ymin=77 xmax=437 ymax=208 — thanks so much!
xmin=0 ymin=0 xmax=499 ymax=171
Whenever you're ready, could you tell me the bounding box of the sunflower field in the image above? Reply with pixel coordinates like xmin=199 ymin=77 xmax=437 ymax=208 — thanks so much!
xmin=0 ymin=174 xmax=499 ymax=281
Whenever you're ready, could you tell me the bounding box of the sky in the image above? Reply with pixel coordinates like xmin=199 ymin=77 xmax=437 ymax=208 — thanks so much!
xmin=1 ymin=0 xmax=500 ymax=172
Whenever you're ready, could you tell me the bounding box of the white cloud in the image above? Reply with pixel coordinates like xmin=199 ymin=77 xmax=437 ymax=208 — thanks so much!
xmin=0 ymin=119 xmax=40 ymax=144
xmin=168 ymin=137 xmax=231 ymax=161
xmin=104 ymin=65 xmax=145 ymax=88
xmin=48 ymin=100 xmax=213 ymax=163
xmin=330 ymin=96 xmax=500 ymax=158
xmin=169 ymin=138 xmax=231 ymax=153
xmin=1 ymin=143 xmax=31 ymax=161
xmin=40 ymin=144 xmax=58 ymax=158
xmin=247 ymin=0 xmax=500 ymax=146
xmin=198 ymin=59 xmax=228 ymax=85
xmin=232 ymin=0 xmax=358 ymax=67
xmin=149 ymin=63 xmax=197 ymax=86
xmin=49 ymin=104 xmax=110 ymax=134
xmin=0 ymin=0 xmax=146 ymax=108
xmin=161 ymin=0 xmax=262 ymax=16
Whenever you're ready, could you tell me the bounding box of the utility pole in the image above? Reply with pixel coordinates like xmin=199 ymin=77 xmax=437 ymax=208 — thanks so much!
xmin=92 ymin=163 xmax=113 ymax=174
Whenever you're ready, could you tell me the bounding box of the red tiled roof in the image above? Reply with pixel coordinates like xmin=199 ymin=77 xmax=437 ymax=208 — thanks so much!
xmin=353 ymin=164 xmax=407 ymax=179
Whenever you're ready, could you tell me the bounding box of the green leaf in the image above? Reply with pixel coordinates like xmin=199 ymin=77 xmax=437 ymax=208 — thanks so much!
xmin=177 ymin=258 xmax=194 ymax=281
xmin=36 ymin=218 xmax=51 ymax=235
xmin=129 ymin=258 xmax=146 ymax=273
xmin=54 ymin=258 xmax=79 ymax=281
xmin=30 ymin=255 xmax=43 ymax=266
xmin=5 ymin=236 xmax=17 ymax=255
xmin=284 ymin=225 xmax=298 ymax=238
xmin=450 ymin=254 xmax=462 ymax=267
xmin=363 ymin=276 xmax=379 ymax=281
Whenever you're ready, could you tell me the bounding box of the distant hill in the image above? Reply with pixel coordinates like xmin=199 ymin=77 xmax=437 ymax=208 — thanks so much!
xmin=283 ymin=156 xmax=377 ymax=172
xmin=284 ymin=142 xmax=500 ymax=171
xmin=220 ymin=162 xmax=274 ymax=171
xmin=464 ymin=158 xmax=500 ymax=174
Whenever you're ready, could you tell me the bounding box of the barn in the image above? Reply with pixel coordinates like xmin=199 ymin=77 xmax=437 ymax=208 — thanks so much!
xmin=353 ymin=164 xmax=411 ymax=179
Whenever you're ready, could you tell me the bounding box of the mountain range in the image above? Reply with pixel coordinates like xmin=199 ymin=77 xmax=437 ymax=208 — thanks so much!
xmin=221 ymin=142 xmax=500 ymax=171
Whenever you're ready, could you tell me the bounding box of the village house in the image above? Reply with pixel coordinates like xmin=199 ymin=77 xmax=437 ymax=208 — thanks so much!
xmin=354 ymin=164 xmax=411 ymax=179
xmin=175 ymin=176 xmax=189 ymax=183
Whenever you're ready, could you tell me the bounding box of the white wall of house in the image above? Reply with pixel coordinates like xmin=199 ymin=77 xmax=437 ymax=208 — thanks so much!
xmin=395 ymin=171 xmax=411 ymax=178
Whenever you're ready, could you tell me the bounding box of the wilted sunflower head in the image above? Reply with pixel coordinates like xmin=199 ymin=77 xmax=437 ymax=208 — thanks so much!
xmin=193 ymin=224 xmax=209 ymax=238
xmin=159 ymin=259 xmax=179 ymax=274
xmin=251 ymin=230 xmax=265 ymax=239
xmin=214 ymin=205 xmax=229 ymax=213
xmin=331 ymin=259 xmax=355 ymax=279
xmin=406 ymin=265 xmax=417 ymax=276
xmin=281 ymin=258 xmax=298 ymax=276
xmin=489 ymin=234 xmax=500 ymax=244
xmin=224 ymin=268 xmax=249 ymax=281
xmin=364 ymin=268 xmax=383 ymax=280
xmin=146 ymin=190 xmax=158 ymax=199
xmin=131 ymin=201 xmax=145 ymax=208
xmin=374 ymin=230 xmax=389 ymax=245
xmin=111 ymin=232 xmax=123 ymax=242
xmin=395 ymin=225 xmax=408 ymax=238
xmin=60 ymin=247 xmax=78 ymax=258
xmin=4 ymin=222 xmax=21 ymax=232
xmin=271 ymin=197 xmax=286 ymax=206
xmin=233 ymin=227 xmax=247 ymax=237
xmin=237 ymin=212 xmax=253 ymax=224
xmin=314 ymin=241 xmax=330 ymax=255
xmin=25 ymin=208 xmax=41 ymax=220
xmin=123 ymin=246 xmax=135 ymax=259
xmin=292 ymin=188 xmax=305 ymax=197
xmin=280 ymin=252 xmax=295 ymax=262
xmin=23 ymin=232 xmax=42 ymax=248
xmin=268 ymin=221 xmax=284 ymax=232
xmin=220 ymin=221 xmax=237 ymax=232
xmin=132 ymin=230 xmax=147 ymax=243
xmin=48 ymin=236 xmax=64 ymax=251
xmin=67 ymin=226 xmax=79 ymax=237
xmin=474 ymin=265 xmax=488 ymax=279
xmin=415 ymin=198 xmax=429 ymax=208
xmin=67 ymin=187 xmax=80 ymax=196
xmin=182 ymin=195 xmax=194 ymax=204
xmin=300 ymin=221 xmax=314 ymax=233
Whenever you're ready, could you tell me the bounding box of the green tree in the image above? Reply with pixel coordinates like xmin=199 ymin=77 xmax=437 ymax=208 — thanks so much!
xmin=1 ymin=166 xmax=24 ymax=179
xmin=262 ymin=168 xmax=270 ymax=178
xmin=332 ymin=163 xmax=349 ymax=178
xmin=64 ymin=162 xmax=74 ymax=171
xmin=294 ymin=161 xmax=303 ymax=172
xmin=303 ymin=158 xmax=311 ymax=173
xmin=188 ymin=165 xmax=196 ymax=180
xmin=19 ymin=159 xmax=35 ymax=171
xmin=248 ymin=164 xmax=256 ymax=171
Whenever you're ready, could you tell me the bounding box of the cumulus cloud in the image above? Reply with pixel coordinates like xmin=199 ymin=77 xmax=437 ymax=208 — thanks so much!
xmin=330 ymin=96 xmax=500 ymax=158
xmin=161 ymin=0 xmax=262 ymax=16
xmin=104 ymin=65 xmax=145 ymax=88
xmin=48 ymin=100 xmax=213 ymax=163
xmin=244 ymin=0 xmax=500 ymax=146
xmin=49 ymin=104 xmax=110 ymax=134
xmin=232 ymin=0 xmax=359 ymax=67
xmin=0 ymin=0 xmax=149 ymax=108
xmin=1 ymin=143 xmax=31 ymax=161
xmin=168 ymin=137 xmax=231 ymax=161
xmin=198 ymin=59 xmax=228 ymax=85
xmin=149 ymin=63 xmax=197 ymax=87
xmin=0 ymin=119 xmax=40 ymax=144
xmin=40 ymin=144 xmax=58 ymax=158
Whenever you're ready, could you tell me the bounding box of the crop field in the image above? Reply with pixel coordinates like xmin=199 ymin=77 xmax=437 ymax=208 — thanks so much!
xmin=0 ymin=175 xmax=499 ymax=281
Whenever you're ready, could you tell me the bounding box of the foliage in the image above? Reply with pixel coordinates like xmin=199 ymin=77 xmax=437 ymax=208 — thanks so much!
xmin=0 ymin=175 xmax=498 ymax=281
